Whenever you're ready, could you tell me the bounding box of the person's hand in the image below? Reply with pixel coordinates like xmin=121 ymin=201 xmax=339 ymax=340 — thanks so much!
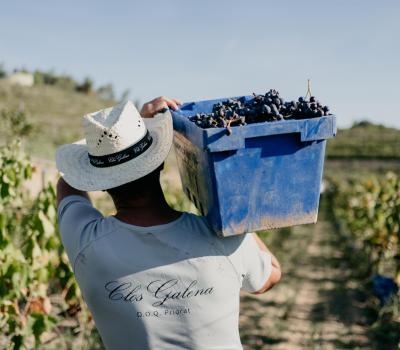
xmin=140 ymin=96 xmax=182 ymax=118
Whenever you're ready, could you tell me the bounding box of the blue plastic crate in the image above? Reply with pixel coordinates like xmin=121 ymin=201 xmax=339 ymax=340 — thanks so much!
xmin=171 ymin=95 xmax=337 ymax=236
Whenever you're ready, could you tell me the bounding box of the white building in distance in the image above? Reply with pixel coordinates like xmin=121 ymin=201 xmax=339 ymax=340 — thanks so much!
xmin=6 ymin=72 xmax=34 ymax=87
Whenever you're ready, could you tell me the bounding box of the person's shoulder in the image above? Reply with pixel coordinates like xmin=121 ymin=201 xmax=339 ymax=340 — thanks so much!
xmin=180 ymin=212 xmax=246 ymax=246
xmin=180 ymin=212 xmax=215 ymax=236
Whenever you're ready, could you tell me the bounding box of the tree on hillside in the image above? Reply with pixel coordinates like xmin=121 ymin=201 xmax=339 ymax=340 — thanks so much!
xmin=34 ymin=70 xmax=58 ymax=85
xmin=75 ymin=77 xmax=94 ymax=94
xmin=0 ymin=63 xmax=7 ymax=79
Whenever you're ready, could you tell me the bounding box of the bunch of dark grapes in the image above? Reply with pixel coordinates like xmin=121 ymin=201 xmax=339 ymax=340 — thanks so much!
xmin=189 ymin=89 xmax=331 ymax=129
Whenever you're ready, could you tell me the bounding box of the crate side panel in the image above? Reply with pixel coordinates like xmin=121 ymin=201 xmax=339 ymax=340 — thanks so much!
xmin=212 ymin=133 xmax=325 ymax=236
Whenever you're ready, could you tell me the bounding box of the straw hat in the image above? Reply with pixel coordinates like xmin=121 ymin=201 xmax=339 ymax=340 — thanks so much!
xmin=55 ymin=100 xmax=173 ymax=191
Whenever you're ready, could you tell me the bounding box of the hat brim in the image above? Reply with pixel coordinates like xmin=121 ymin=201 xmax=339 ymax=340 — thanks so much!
xmin=55 ymin=110 xmax=173 ymax=191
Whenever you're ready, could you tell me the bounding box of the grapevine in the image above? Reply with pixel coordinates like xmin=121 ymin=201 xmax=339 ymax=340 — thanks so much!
xmin=0 ymin=138 xmax=84 ymax=348
xmin=329 ymin=172 xmax=400 ymax=343
xmin=332 ymin=172 xmax=400 ymax=282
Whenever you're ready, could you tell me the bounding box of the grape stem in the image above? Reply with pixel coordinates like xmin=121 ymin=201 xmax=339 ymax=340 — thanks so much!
xmin=225 ymin=117 xmax=242 ymax=135
xmin=305 ymin=79 xmax=312 ymax=101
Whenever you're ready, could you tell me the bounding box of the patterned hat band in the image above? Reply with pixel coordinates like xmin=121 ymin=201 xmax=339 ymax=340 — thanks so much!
xmin=88 ymin=131 xmax=153 ymax=168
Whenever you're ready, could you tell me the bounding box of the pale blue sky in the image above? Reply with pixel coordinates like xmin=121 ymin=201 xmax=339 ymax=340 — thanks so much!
xmin=1 ymin=0 xmax=399 ymax=128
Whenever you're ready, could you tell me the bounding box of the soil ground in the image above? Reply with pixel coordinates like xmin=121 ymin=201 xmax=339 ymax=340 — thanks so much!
xmin=239 ymin=200 xmax=371 ymax=350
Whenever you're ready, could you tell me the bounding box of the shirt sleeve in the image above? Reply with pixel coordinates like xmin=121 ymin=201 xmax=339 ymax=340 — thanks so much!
xmin=57 ymin=194 xmax=104 ymax=266
xmin=240 ymin=233 xmax=273 ymax=293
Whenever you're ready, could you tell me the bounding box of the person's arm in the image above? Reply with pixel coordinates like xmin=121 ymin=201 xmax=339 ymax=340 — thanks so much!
xmin=56 ymin=176 xmax=91 ymax=209
xmin=56 ymin=178 xmax=104 ymax=268
xmin=250 ymin=233 xmax=282 ymax=294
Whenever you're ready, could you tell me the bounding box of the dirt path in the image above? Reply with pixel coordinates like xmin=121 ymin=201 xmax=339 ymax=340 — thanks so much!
xmin=239 ymin=200 xmax=370 ymax=350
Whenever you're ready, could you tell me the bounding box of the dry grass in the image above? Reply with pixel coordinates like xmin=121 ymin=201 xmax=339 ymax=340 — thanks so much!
xmin=0 ymin=81 xmax=114 ymax=159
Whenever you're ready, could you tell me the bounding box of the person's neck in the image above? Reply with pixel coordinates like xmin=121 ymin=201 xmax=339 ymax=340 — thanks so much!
xmin=112 ymin=192 xmax=182 ymax=227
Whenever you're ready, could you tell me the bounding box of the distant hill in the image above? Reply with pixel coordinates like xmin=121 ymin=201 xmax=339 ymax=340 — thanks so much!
xmin=1 ymin=81 xmax=399 ymax=161
xmin=326 ymin=121 xmax=400 ymax=160
xmin=0 ymin=80 xmax=115 ymax=160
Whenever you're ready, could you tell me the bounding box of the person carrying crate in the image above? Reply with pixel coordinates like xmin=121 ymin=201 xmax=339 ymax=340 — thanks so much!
xmin=55 ymin=96 xmax=282 ymax=350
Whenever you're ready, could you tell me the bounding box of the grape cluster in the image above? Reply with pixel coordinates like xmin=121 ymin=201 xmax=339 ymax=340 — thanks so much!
xmin=189 ymin=89 xmax=331 ymax=129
